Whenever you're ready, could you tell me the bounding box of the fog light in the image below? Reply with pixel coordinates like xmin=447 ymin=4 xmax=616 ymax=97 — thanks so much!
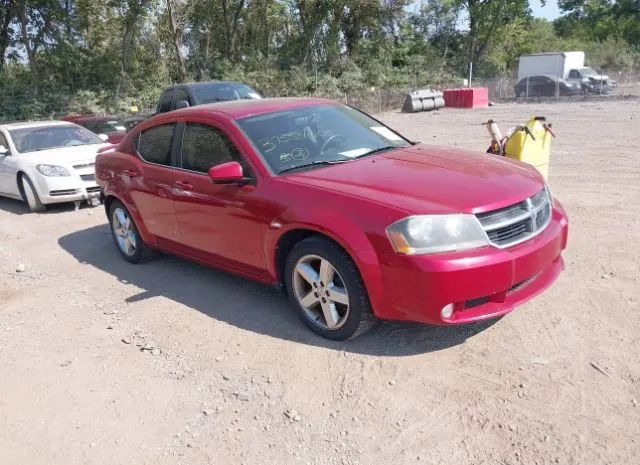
xmin=441 ymin=303 xmax=454 ymax=319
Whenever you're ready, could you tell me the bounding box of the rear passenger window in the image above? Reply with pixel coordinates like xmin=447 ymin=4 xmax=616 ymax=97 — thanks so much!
xmin=137 ymin=124 xmax=176 ymax=166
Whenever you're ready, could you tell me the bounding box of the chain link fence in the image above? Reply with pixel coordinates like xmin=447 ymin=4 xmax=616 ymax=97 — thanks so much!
xmin=1 ymin=69 xmax=639 ymax=125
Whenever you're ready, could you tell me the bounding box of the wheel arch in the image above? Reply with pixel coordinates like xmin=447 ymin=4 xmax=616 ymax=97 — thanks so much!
xmin=16 ymin=170 xmax=26 ymax=195
xmin=270 ymin=224 xmax=385 ymax=316
xmin=103 ymin=191 xmax=157 ymax=247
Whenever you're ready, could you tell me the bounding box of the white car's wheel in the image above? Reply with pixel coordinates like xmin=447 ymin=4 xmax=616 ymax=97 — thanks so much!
xmin=20 ymin=175 xmax=46 ymax=213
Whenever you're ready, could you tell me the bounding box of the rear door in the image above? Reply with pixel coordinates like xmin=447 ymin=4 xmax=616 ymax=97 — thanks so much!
xmin=170 ymin=120 xmax=267 ymax=276
xmin=129 ymin=123 xmax=181 ymax=242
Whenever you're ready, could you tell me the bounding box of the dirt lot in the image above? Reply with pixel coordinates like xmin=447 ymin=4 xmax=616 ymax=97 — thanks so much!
xmin=1 ymin=98 xmax=639 ymax=465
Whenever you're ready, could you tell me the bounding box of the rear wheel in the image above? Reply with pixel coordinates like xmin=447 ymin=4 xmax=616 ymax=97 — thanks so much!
xmin=284 ymin=236 xmax=376 ymax=340
xmin=108 ymin=200 xmax=155 ymax=263
xmin=19 ymin=175 xmax=46 ymax=213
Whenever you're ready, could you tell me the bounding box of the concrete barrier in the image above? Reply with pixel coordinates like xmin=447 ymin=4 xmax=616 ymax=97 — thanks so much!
xmin=443 ymin=87 xmax=489 ymax=108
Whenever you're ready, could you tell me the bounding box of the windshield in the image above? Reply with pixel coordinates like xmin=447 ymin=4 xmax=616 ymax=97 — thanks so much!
xmin=579 ymin=68 xmax=597 ymax=77
xmin=83 ymin=120 xmax=126 ymax=134
xmin=194 ymin=84 xmax=262 ymax=104
xmin=9 ymin=125 xmax=105 ymax=153
xmin=237 ymin=104 xmax=411 ymax=174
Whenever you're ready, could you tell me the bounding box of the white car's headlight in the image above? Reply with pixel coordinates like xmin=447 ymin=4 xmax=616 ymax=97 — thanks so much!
xmin=36 ymin=164 xmax=70 ymax=177
xmin=387 ymin=214 xmax=489 ymax=255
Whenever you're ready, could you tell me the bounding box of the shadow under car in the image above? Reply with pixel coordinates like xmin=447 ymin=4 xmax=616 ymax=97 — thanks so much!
xmin=57 ymin=224 xmax=499 ymax=356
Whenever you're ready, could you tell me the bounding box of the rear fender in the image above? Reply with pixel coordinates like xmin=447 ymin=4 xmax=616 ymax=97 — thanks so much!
xmin=103 ymin=181 xmax=158 ymax=248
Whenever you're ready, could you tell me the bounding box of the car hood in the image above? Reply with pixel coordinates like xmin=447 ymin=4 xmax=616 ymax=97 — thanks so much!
xmin=18 ymin=144 xmax=109 ymax=165
xmin=284 ymin=145 xmax=544 ymax=214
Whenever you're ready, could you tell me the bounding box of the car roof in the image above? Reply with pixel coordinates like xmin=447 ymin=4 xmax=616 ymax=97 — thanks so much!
xmin=166 ymin=97 xmax=336 ymax=120
xmin=170 ymin=80 xmax=248 ymax=90
xmin=65 ymin=115 xmax=121 ymax=122
xmin=0 ymin=120 xmax=78 ymax=130
xmin=519 ymin=74 xmax=562 ymax=81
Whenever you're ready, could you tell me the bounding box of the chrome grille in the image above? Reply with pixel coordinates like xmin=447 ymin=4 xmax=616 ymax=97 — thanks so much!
xmin=476 ymin=188 xmax=552 ymax=248
xmin=73 ymin=163 xmax=95 ymax=170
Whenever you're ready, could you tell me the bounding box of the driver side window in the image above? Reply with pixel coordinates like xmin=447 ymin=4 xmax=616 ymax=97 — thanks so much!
xmin=568 ymin=70 xmax=580 ymax=79
xmin=180 ymin=123 xmax=249 ymax=175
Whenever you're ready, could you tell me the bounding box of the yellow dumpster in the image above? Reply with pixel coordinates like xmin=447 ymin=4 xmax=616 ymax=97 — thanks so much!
xmin=503 ymin=116 xmax=553 ymax=180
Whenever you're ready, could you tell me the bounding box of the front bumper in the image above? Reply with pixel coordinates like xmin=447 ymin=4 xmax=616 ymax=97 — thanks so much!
xmin=376 ymin=204 xmax=568 ymax=325
xmin=32 ymin=173 xmax=101 ymax=205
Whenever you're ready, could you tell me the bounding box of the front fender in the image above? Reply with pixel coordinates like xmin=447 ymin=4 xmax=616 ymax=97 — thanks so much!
xmin=264 ymin=207 xmax=387 ymax=317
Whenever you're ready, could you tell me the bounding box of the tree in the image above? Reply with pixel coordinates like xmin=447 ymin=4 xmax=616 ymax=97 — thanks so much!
xmin=0 ymin=0 xmax=17 ymax=71
xmin=459 ymin=0 xmax=532 ymax=74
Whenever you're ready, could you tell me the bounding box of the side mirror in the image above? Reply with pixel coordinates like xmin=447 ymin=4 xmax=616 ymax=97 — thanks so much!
xmin=0 ymin=145 xmax=9 ymax=155
xmin=208 ymin=161 xmax=249 ymax=184
xmin=97 ymin=133 xmax=110 ymax=142
xmin=175 ymin=100 xmax=190 ymax=110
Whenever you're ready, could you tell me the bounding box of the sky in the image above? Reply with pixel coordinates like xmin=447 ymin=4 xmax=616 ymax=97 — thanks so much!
xmin=531 ymin=0 xmax=562 ymax=20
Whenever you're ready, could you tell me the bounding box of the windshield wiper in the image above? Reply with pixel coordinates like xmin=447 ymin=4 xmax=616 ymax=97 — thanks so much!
xmin=353 ymin=145 xmax=400 ymax=159
xmin=278 ymin=159 xmax=349 ymax=174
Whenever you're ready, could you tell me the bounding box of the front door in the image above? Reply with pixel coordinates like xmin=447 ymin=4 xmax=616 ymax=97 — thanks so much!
xmin=0 ymin=131 xmax=19 ymax=197
xmin=129 ymin=123 xmax=181 ymax=242
xmin=171 ymin=121 xmax=267 ymax=277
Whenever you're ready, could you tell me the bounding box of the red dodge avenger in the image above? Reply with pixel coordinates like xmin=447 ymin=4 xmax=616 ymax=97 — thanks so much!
xmin=96 ymin=98 xmax=568 ymax=340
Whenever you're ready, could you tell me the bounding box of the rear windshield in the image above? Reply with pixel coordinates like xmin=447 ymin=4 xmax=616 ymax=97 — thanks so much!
xmin=193 ymin=84 xmax=262 ymax=104
xmin=9 ymin=125 xmax=104 ymax=153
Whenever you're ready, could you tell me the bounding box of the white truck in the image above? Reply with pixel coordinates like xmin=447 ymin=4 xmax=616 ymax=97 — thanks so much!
xmin=517 ymin=52 xmax=615 ymax=95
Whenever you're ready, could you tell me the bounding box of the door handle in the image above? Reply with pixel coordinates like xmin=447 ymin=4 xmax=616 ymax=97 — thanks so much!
xmin=122 ymin=169 xmax=138 ymax=178
xmin=174 ymin=180 xmax=193 ymax=191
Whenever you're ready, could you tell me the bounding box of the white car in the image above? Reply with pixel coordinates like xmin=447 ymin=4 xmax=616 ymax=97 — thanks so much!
xmin=0 ymin=121 xmax=110 ymax=212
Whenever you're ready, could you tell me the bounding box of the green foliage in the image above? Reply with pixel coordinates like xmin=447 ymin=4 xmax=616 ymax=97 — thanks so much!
xmin=0 ymin=0 xmax=638 ymax=122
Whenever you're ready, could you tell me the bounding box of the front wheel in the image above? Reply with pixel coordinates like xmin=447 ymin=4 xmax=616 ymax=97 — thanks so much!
xmin=20 ymin=175 xmax=46 ymax=212
xmin=284 ymin=236 xmax=376 ymax=340
xmin=108 ymin=200 xmax=155 ymax=263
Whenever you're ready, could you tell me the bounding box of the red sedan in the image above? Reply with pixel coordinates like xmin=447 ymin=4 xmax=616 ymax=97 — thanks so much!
xmin=95 ymin=98 xmax=568 ymax=340
xmin=61 ymin=115 xmax=127 ymax=144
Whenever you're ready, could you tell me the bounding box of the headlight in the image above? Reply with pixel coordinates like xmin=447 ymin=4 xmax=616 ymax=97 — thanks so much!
xmin=386 ymin=214 xmax=490 ymax=255
xmin=36 ymin=164 xmax=70 ymax=177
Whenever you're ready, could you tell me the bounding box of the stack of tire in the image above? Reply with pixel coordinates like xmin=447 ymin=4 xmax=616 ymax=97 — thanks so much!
xmin=401 ymin=89 xmax=446 ymax=113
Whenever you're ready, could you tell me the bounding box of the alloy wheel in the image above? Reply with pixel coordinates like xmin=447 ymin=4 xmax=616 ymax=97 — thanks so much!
xmin=112 ymin=207 xmax=137 ymax=257
xmin=292 ymin=254 xmax=350 ymax=330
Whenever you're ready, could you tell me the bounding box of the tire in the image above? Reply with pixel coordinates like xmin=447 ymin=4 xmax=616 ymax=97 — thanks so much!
xmin=108 ymin=200 xmax=156 ymax=264
xmin=19 ymin=174 xmax=46 ymax=213
xmin=284 ymin=235 xmax=376 ymax=340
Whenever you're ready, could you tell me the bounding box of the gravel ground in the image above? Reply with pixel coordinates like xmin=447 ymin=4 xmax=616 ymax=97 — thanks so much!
xmin=1 ymin=98 xmax=639 ymax=465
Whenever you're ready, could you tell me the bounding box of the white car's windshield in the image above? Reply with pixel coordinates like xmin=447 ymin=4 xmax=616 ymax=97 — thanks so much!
xmin=9 ymin=125 xmax=104 ymax=153
xmin=237 ymin=104 xmax=411 ymax=174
